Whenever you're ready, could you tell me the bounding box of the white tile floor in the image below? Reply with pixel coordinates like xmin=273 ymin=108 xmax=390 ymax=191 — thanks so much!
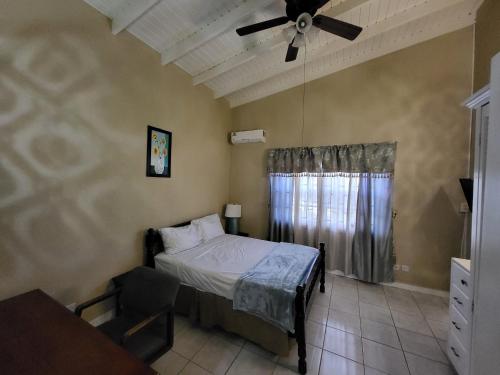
xmin=152 ymin=275 xmax=455 ymax=375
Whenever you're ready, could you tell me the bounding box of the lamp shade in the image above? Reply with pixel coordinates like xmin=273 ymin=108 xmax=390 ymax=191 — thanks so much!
xmin=225 ymin=204 xmax=241 ymax=218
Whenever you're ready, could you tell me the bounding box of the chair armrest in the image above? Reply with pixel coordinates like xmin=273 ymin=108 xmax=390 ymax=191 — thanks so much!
xmin=75 ymin=288 xmax=122 ymax=317
xmin=120 ymin=307 xmax=172 ymax=344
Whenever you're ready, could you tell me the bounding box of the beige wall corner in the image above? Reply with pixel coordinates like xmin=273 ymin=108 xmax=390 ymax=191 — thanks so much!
xmin=230 ymin=28 xmax=474 ymax=291
xmin=0 ymin=0 xmax=231 ymax=318
xmin=474 ymin=0 xmax=500 ymax=90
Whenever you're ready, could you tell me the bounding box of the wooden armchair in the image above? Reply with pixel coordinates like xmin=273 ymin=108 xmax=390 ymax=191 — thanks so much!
xmin=75 ymin=267 xmax=180 ymax=364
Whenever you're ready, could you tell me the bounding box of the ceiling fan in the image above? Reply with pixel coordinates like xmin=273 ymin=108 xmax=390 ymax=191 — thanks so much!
xmin=236 ymin=0 xmax=363 ymax=62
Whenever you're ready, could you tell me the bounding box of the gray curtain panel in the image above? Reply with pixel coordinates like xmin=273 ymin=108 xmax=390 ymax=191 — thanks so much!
xmin=268 ymin=142 xmax=396 ymax=283
xmin=269 ymin=175 xmax=295 ymax=243
xmin=352 ymin=174 xmax=395 ymax=283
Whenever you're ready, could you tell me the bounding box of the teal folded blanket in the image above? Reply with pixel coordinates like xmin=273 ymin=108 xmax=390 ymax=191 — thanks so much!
xmin=232 ymin=242 xmax=319 ymax=332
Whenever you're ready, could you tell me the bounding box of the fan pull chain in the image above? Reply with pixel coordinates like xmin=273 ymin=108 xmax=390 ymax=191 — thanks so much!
xmin=301 ymin=41 xmax=307 ymax=147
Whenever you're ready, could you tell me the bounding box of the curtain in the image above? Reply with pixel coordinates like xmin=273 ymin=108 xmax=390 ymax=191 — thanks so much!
xmin=268 ymin=143 xmax=396 ymax=283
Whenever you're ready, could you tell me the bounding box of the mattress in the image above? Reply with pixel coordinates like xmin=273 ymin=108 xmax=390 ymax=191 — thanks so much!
xmin=154 ymin=234 xmax=275 ymax=300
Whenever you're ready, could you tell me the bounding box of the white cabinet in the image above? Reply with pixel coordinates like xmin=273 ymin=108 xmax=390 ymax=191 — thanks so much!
xmin=448 ymin=258 xmax=471 ymax=375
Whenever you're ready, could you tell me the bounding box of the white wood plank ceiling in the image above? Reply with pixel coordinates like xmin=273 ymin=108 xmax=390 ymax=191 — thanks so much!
xmin=84 ymin=0 xmax=483 ymax=107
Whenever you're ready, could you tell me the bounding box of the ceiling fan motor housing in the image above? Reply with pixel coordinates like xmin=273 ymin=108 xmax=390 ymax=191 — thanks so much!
xmin=296 ymin=12 xmax=312 ymax=34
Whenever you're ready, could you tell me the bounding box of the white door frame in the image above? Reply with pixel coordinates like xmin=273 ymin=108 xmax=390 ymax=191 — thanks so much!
xmin=469 ymin=52 xmax=500 ymax=375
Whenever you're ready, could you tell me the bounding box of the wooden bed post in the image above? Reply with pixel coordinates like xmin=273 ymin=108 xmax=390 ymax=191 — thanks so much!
xmin=319 ymin=243 xmax=326 ymax=293
xmin=145 ymin=228 xmax=157 ymax=268
xmin=295 ymin=285 xmax=307 ymax=374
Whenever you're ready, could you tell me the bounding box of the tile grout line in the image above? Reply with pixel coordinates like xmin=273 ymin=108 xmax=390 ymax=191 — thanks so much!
xmin=171 ymin=349 xmax=191 ymax=375
xmin=322 ymin=333 xmax=448 ymax=367
xmin=385 ymin=287 xmax=453 ymax=371
xmin=383 ymin=285 xmax=411 ymax=374
xmin=411 ymin=292 xmax=452 ymax=362
xmin=384 ymin=296 xmax=448 ymax=340
xmin=355 ymin=280 xmax=366 ymax=375
xmin=317 ymin=276 xmax=334 ymax=375
xmin=223 ymin=343 xmax=244 ymax=375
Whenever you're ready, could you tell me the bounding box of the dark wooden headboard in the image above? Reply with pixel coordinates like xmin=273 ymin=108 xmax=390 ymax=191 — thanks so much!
xmin=144 ymin=221 xmax=191 ymax=268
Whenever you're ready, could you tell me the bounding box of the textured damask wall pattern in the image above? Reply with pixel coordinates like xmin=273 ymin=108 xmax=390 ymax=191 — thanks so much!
xmin=0 ymin=0 xmax=231 ymax=315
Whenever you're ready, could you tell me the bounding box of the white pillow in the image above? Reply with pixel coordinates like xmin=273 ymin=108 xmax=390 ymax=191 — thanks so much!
xmin=159 ymin=224 xmax=202 ymax=255
xmin=192 ymin=213 xmax=225 ymax=242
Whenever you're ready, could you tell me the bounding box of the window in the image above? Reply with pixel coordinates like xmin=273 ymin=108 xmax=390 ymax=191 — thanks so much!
xmin=269 ymin=172 xmax=392 ymax=241
xmin=267 ymin=143 xmax=395 ymax=283
xmin=270 ymin=173 xmax=360 ymax=232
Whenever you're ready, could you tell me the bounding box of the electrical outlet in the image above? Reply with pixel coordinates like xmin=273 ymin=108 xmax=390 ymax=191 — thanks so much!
xmin=66 ymin=303 xmax=76 ymax=312
xmin=393 ymin=264 xmax=400 ymax=271
xmin=401 ymin=265 xmax=410 ymax=272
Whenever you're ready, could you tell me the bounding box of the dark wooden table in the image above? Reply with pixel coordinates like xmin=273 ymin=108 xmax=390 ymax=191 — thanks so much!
xmin=0 ymin=289 xmax=157 ymax=375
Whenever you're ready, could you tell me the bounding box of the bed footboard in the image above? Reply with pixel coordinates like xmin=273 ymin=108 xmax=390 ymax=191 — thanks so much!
xmin=295 ymin=243 xmax=326 ymax=374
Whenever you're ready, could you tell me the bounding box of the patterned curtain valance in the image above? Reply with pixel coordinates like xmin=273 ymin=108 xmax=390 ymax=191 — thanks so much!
xmin=267 ymin=142 xmax=396 ymax=174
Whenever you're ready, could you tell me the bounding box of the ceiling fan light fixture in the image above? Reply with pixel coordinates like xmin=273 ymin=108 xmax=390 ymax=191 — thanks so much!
xmin=292 ymin=32 xmax=305 ymax=48
xmin=282 ymin=25 xmax=296 ymax=44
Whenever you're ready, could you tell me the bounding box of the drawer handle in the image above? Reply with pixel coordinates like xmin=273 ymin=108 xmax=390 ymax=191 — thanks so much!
xmin=451 ymin=346 xmax=460 ymax=358
xmin=452 ymin=321 xmax=461 ymax=331
xmin=453 ymin=297 xmax=463 ymax=305
xmin=461 ymin=279 xmax=468 ymax=287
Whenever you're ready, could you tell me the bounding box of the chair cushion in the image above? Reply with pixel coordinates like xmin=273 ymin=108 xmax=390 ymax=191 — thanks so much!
xmin=120 ymin=267 xmax=180 ymax=316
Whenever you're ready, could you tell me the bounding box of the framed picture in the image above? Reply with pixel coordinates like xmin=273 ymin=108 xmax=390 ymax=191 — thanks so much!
xmin=146 ymin=125 xmax=172 ymax=177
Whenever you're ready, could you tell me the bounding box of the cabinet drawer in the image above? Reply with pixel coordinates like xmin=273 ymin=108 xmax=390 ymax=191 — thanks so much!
xmin=448 ymin=331 xmax=469 ymax=375
xmin=450 ymin=285 xmax=471 ymax=320
xmin=450 ymin=305 xmax=470 ymax=349
xmin=451 ymin=261 xmax=471 ymax=298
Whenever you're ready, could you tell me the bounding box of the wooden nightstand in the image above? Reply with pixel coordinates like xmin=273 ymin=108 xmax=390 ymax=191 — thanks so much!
xmin=237 ymin=232 xmax=249 ymax=237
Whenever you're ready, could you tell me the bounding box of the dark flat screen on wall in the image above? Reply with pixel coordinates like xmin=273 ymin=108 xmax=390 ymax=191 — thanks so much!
xmin=460 ymin=178 xmax=473 ymax=212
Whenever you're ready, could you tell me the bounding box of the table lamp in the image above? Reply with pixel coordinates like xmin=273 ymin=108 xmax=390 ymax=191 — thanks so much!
xmin=225 ymin=204 xmax=241 ymax=235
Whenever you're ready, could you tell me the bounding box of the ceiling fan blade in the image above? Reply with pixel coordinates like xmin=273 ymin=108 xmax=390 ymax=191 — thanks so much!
xmin=285 ymin=40 xmax=299 ymax=62
xmin=236 ymin=16 xmax=289 ymax=36
xmin=312 ymin=15 xmax=362 ymax=41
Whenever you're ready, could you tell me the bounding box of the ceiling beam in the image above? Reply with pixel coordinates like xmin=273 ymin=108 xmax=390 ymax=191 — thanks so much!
xmin=111 ymin=0 xmax=161 ymax=35
xmin=214 ymin=0 xmax=467 ymax=98
xmin=228 ymin=7 xmax=474 ymax=107
xmin=161 ymin=0 xmax=275 ymax=65
xmin=193 ymin=0 xmax=371 ymax=86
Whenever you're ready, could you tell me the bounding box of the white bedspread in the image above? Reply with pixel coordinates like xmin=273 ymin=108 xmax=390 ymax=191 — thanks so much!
xmin=154 ymin=234 xmax=275 ymax=300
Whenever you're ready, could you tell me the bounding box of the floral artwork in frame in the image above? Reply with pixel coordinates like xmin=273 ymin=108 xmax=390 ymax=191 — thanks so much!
xmin=146 ymin=125 xmax=172 ymax=177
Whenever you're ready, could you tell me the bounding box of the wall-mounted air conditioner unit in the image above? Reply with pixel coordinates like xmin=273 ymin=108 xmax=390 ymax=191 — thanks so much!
xmin=230 ymin=129 xmax=266 ymax=144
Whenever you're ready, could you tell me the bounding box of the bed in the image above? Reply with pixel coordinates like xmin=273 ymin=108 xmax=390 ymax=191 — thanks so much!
xmin=144 ymin=220 xmax=325 ymax=374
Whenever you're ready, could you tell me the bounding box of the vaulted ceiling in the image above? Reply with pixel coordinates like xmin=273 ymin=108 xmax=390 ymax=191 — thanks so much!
xmin=84 ymin=0 xmax=483 ymax=107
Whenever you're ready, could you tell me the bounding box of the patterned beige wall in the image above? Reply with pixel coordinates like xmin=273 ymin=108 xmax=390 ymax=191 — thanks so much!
xmin=474 ymin=0 xmax=500 ymax=90
xmin=0 ymin=0 xmax=231 ymax=316
xmin=230 ymin=28 xmax=473 ymax=291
